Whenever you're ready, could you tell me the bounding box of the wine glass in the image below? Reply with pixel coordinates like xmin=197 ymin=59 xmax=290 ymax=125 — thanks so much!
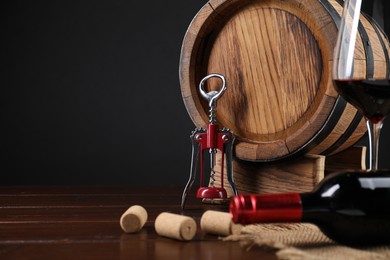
xmin=333 ymin=0 xmax=390 ymax=172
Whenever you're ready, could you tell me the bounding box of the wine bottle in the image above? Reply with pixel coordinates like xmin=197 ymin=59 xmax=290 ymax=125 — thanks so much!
xmin=230 ymin=170 xmax=390 ymax=246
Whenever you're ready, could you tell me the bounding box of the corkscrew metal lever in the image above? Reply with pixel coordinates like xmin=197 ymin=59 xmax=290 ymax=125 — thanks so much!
xmin=181 ymin=74 xmax=238 ymax=210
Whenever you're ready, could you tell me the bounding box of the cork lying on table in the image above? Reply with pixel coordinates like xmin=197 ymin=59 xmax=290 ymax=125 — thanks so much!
xmin=200 ymin=210 xmax=243 ymax=236
xmin=154 ymin=212 xmax=197 ymax=241
xmin=120 ymin=205 xmax=148 ymax=233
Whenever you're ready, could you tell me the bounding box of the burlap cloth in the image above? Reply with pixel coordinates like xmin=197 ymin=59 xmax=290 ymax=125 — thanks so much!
xmin=223 ymin=223 xmax=390 ymax=259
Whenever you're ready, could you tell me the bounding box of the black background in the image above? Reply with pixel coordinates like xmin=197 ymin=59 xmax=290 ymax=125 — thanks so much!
xmin=1 ymin=1 xmax=389 ymax=186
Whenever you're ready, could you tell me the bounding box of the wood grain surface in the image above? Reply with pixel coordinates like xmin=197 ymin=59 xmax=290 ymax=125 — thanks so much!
xmin=0 ymin=186 xmax=277 ymax=260
xmin=212 ymin=146 xmax=366 ymax=196
xmin=180 ymin=0 xmax=388 ymax=161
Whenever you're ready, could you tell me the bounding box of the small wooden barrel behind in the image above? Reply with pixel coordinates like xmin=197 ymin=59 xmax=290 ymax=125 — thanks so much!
xmin=179 ymin=0 xmax=390 ymax=162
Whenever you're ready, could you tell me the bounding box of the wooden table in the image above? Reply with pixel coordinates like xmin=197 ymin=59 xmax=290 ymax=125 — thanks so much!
xmin=0 ymin=186 xmax=276 ymax=259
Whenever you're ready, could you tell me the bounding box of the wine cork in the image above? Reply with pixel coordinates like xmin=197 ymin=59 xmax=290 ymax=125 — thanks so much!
xmin=200 ymin=210 xmax=243 ymax=236
xmin=154 ymin=212 xmax=197 ymax=241
xmin=120 ymin=205 xmax=148 ymax=233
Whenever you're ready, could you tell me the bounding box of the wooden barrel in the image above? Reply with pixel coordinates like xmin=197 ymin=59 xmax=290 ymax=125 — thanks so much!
xmin=179 ymin=0 xmax=390 ymax=162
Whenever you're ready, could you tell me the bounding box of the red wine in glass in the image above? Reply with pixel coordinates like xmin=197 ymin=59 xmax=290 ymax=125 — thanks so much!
xmin=334 ymin=79 xmax=390 ymax=124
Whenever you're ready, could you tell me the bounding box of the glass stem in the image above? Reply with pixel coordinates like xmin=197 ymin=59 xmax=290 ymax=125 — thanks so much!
xmin=366 ymin=119 xmax=383 ymax=172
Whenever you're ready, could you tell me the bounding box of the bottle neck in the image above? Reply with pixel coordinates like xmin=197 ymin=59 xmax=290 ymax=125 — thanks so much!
xmin=230 ymin=193 xmax=303 ymax=224
xmin=299 ymin=192 xmax=327 ymax=221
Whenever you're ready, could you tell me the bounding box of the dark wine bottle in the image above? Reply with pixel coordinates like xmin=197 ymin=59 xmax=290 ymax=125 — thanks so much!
xmin=230 ymin=170 xmax=390 ymax=246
